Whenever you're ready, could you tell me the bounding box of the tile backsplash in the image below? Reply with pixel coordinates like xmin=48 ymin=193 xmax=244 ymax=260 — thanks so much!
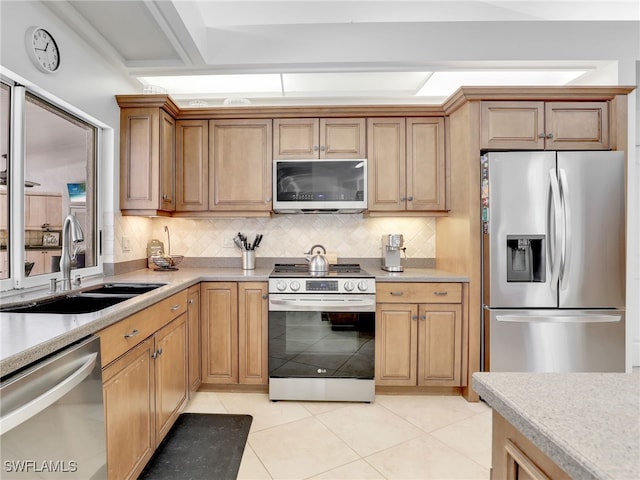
xmin=112 ymin=213 xmax=435 ymax=264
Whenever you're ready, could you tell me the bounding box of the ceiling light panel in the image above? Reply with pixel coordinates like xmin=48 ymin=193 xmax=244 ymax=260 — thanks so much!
xmin=282 ymin=72 xmax=431 ymax=95
xmin=138 ymin=74 xmax=282 ymax=95
xmin=416 ymin=70 xmax=589 ymax=97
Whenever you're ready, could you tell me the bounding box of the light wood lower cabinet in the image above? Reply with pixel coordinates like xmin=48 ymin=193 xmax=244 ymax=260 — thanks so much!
xmin=25 ymin=249 xmax=62 ymax=276
xmin=375 ymin=282 xmax=464 ymax=387
xmin=201 ymin=281 xmax=268 ymax=386
xmin=492 ymin=411 xmax=571 ymax=480
xmin=99 ymin=290 xmax=188 ymax=480
xmin=187 ymin=284 xmax=201 ymax=395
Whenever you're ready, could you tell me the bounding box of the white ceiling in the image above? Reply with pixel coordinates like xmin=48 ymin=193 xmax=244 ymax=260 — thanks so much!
xmin=44 ymin=0 xmax=639 ymax=106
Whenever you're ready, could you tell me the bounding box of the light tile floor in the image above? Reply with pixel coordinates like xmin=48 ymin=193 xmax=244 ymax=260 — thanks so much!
xmin=184 ymin=392 xmax=492 ymax=480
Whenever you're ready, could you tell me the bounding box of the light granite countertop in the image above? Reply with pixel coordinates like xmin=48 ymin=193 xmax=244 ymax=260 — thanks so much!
xmin=472 ymin=372 xmax=640 ymax=480
xmin=1 ymin=266 xmax=466 ymax=377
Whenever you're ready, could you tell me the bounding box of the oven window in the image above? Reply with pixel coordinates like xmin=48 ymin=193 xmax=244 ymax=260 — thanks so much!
xmin=269 ymin=310 xmax=375 ymax=378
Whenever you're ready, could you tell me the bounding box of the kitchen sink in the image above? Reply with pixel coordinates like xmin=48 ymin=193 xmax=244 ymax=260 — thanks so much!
xmin=83 ymin=283 xmax=165 ymax=295
xmin=1 ymin=282 xmax=166 ymax=314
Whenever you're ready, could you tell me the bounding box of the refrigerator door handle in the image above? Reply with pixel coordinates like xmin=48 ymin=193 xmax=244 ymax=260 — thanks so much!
xmin=558 ymin=168 xmax=571 ymax=291
xmin=496 ymin=314 xmax=622 ymax=324
xmin=548 ymin=168 xmax=563 ymax=292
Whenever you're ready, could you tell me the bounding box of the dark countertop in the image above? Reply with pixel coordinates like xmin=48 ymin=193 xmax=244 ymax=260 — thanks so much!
xmin=473 ymin=372 xmax=640 ymax=480
xmin=1 ymin=266 xmax=467 ymax=377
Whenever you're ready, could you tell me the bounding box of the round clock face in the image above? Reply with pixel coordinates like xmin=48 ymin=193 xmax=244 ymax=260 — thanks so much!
xmin=26 ymin=27 xmax=60 ymax=73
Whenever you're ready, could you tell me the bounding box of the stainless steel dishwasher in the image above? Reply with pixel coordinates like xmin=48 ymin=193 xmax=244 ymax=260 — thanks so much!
xmin=0 ymin=336 xmax=106 ymax=479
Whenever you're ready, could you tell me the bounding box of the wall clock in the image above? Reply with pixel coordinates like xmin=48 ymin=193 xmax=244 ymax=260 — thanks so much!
xmin=25 ymin=27 xmax=60 ymax=73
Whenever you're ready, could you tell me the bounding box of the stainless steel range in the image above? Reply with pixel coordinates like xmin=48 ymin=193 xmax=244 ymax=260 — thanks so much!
xmin=268 ymin=263 xmax=376 ymax=402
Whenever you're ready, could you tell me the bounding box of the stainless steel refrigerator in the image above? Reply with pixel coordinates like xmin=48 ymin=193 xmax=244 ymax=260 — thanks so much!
xmin=481 ymin=151 xmax=626 ymax=373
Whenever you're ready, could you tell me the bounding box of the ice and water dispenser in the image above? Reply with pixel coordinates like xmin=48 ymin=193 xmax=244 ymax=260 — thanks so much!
xmin=506 ymin=235 xmax=546 ymax=282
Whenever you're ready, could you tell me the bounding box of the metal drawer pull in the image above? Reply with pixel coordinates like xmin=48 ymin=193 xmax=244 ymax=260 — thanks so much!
xmin=420 ymin=315 xmax=426 ymax=321
xmin=124 ymin=329 xmax=139 ymax=338
xmin=151 ymin=348 xmax=163 ymax=359
xmin=188 ymin=299 xmax=194 ymax=304
xmin=434 ymin=291 xmax=448 ymax=296
xmin=390 ymin=292 xmax=404 ymax=296
xmin=170 ymin=304 xmax=181 ymax=311
xmin=412 ymin=315 xmax=418 ymax=321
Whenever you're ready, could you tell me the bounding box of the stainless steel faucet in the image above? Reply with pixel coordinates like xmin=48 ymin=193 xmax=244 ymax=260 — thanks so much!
xmin=59 ymin=214 xmax=84 ymax=291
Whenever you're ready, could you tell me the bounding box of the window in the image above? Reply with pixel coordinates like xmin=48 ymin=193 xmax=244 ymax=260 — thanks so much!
xmin=0 ymin=76 xmax=102 ymax=291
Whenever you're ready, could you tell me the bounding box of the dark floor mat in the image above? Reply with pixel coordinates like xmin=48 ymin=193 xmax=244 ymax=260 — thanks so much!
xmin=138 ymin=413 xmax=253 ymax=480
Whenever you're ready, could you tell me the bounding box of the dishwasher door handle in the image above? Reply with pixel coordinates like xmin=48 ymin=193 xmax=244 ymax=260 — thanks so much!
xmin=0 ymin=352 xmax=98 ymax=435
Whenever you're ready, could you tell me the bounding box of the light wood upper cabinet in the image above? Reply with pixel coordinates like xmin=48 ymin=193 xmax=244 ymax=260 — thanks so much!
xmin=25 ymin=193 xmax=62 ymax=229
xmin=367 ymin=118 xmax=406 ymax=211
xmin=274 ymin=118 xmax=366 ymax=159
xmin=176 ymin=120 xmax=208 ymax=211
xmin=367 ymin=117 xmax=447 ymax=213
xmin=209 ymin=119 xmax=273 ymax=211
xmin=120 ymin=107 xmax=175 ymax=214
xmin=481 ymin=101 xmax=609 ymax=150
xmin=407 ymin=117 xmax=447 ymax=211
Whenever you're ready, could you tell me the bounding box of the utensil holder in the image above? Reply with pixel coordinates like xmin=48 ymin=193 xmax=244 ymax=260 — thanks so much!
xmin=242 ymin=250 xmax=255 ymax=270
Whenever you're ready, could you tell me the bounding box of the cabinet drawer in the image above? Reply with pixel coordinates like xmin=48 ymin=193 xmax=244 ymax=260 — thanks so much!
xmin=377 ymin=283 xmax=462 ymax=303
xmin=98 ymin=289 xmax=188 ymax=366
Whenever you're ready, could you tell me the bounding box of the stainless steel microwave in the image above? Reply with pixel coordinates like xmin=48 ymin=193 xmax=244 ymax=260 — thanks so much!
xmin=273 ymin=159 xmax=367 ymax=213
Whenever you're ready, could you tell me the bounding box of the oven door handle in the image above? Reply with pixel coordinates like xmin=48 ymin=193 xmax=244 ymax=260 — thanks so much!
xmin=269 ymin=297 xmax=376 ymax=312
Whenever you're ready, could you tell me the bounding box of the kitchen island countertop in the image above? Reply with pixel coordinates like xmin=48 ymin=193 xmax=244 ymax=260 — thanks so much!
xmin=1 ymin=265 xmax=466 ymax=377
xmin=472 ymin=372 xmax=640 ymax=480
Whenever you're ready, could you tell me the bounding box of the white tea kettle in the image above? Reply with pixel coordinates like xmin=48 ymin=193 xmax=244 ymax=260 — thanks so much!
xmin=305 ymin=244 xmax=329 ymax=274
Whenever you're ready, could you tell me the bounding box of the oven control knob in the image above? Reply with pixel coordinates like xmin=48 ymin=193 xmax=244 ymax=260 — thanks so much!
xmin=290 ymin=280 xmax=301 ymax=292
xmin=344 ymin=281 xmax=355 ymax=292
xmin=276 ymin=280 xmax=287 ymax=292
xmin=357 ymin=280 xmax=369 ymax=292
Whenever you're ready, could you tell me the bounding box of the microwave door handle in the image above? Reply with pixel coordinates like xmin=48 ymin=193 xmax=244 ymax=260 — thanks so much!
xmin=548 ymin=169 xmax=562 ymax=292
xmin=558 ymin=168 xmax=571 ymax=291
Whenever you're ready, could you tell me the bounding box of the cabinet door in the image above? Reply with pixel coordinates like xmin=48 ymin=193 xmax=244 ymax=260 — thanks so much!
xmin=120 ymin=107 xmax=174 ymax=213
xmin=25 ymin=195 xmax=47 ymax=229
xmin=407 ymin=117 xmax=446 ymax=211
xmin=209 ymin=120 xmax=273 ymax=211
xmin=273 ymin=118 xmax=319 ymax=159
xmin=45 ymin=195 xmax=62 ymax=229
xmin=238 ymin=282 xmax=268 ymax=385
xmin=375 ymin=303 xmax=418 ymax=386
xmin=154 ymin=313 xmax=188 ymax=444
xmin=481 ymin=102 xmax=545 ymax=150
xmin=159 ymin=111 xmax=176 ymax=211
xmin=545 ymin=102 xmax=609 ymax=150
xmin=417 ymin=304 xmax=462 ymax=386
xmin=367 ymin=118 xmax=406 ymax=211
xmin=25 ymin=250 xmax=45 ymax=276
xmin=187 ymin=285 xmax=201 ymax=395
xmin=321 ymin=118 xmax=366 ymax=158
xmin=176 ymin=120 xmax=208 ymax=211
xmin=0 ymin=193 xmax=7 ymax=229
xmin=201 ymin=282 xmax=238 ymax=383
xmin=103 ymin=338 xmax=155 ymax=480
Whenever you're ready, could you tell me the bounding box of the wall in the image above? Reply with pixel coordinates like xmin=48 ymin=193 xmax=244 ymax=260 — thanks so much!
xmin=115 ymin=215 xmax=436 ymax=264
xmin=0 ymin=0 xmax=139 ymax=267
